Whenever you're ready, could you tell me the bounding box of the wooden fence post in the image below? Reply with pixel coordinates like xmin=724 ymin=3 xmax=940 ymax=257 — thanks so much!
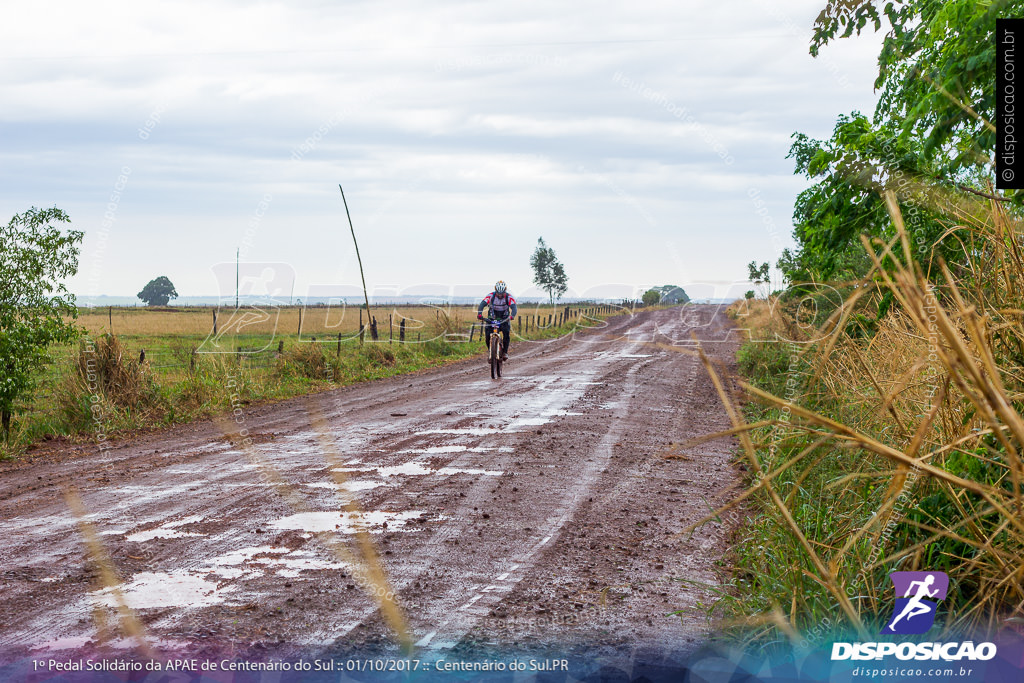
xmin=400 ymin=318 xmax=406 ymax=343
xmin=359 ymin=309 xmax=365 ymax=345
xmin=469 ymin=323 xmax=475 ymax=342
xmin=213 ymin=310 xmax=218 ymax=335
xmin=297 ymin=308 xmax=303 ymax=336
xmin=108 ymin=306 xmax=113 ymax=333
xmin=389 ymin=314 xmax=393 ymax=344
xmin=336 ymin=332 xmax=342 ymax=358
xmin=278 ymin=340 xmax=284 ymax=354
xmin=517 ymin=316 xmax=522 ymax=335
xmin=370 ymin=316 xmax=379 ymax=341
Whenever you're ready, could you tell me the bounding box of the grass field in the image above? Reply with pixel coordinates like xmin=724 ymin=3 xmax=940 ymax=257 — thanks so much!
xmin=68 ymin=304 xmax=608 ymax=373
xmin=79 ymin=304 xmax=559 ymax=338
xmin=4 ymin=303 xmax=623 ymax=456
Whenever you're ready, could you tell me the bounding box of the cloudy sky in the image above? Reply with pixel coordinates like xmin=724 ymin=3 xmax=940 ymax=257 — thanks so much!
xmin=1 ymin=0 xmax=883 ymax=303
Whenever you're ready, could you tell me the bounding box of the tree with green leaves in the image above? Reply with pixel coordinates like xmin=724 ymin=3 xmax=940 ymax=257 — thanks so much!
xmin=651 ymin=285 xmax=690 ymax=304
xmin=530 ymin=238 xmax=568 ymax=305
xmin=0 ymin=207 xmax=82 ymax=440
xmin=748 ymin=261 xmax=770 ymax=298
xmin=811 ymin=0 xmax=1014 ymax=176
xmin=642 ymin=289 xmax=660 ymax=307
xmin=137 ymin=276 xmax=178 ymax=306
xmin=782 ymin=0 xmax=1023 ymax=286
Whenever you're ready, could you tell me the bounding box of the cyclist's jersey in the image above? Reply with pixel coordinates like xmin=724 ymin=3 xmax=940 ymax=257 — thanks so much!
xmin=478 ymin=292 xmax=517 ymax=320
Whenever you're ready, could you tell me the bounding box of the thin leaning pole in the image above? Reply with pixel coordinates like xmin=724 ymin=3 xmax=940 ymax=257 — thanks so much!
xmin=339 ymin=185 xmax=372 ymax=335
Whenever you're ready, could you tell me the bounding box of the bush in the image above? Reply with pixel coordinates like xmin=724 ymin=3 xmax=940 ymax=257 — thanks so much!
xmin=280 ymin=343 xmax=331 ymax=380
xmin=59 ymin=334 xmax=164 ymax=430
xmin=362 ymin=344 xmax=396 ymax=366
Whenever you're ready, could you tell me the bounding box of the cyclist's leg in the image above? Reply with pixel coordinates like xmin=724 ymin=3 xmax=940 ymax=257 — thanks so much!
xmin=501 ymin=321 xmax=511 ymax=355
xmin=483 ymin=321 xmax=491 ymax=350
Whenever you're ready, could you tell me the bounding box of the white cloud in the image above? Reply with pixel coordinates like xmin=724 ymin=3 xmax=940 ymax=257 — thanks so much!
xmin=0 ymin=0 xmax=884 ymax=297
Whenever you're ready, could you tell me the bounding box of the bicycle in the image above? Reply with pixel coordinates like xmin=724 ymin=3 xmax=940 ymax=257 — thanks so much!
xmin=484 ymin=316 xmax=509 ymax=379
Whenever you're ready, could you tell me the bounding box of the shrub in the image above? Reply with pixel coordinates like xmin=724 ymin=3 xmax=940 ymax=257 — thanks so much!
xmin=281 ymin=343 xmax=331 ymax=380
xmin=59 ymin=334 xmax=163 ymax=430
xmin=363 ymin=344 xmax=396 ymax=366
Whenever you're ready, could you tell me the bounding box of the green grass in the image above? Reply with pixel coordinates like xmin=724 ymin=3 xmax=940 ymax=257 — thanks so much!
xmin=2 ymin=306 xmax=623 ymax=458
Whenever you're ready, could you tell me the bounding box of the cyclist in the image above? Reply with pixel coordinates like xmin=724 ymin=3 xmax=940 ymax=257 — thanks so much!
xmin=477 ymin=280 xmax=517 ymax=361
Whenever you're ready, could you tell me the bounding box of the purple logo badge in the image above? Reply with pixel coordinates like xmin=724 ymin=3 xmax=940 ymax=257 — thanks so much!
xmin=883 ymin=571 xmax=949 ymax=635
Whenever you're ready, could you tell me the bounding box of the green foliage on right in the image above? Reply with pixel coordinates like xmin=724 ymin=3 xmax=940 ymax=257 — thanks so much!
xmin=780 ymin=0 xmax=1024 ymax=286
xmin=811 ymin=0 xmax=1012 ymax=173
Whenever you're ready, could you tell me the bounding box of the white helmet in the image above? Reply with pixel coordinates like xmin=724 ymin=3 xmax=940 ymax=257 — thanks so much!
xmin=494 ymin=280 xmax=507 ymax=294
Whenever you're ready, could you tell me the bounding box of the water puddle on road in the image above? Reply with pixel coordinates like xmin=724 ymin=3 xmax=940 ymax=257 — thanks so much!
xmin=415 ymin=428 xmax=502 ymax=436
xmin=93 ymin=571 xmax=236 ymax=609
xmin=205 ymin=545 xmax=350 ymax=579
xmin=335 ymin=462 xmax=434 ymax=477
xmin=269 ymin=510 xmax=425 ymax=534
xmin=332 ymin=463 xmax=504 ymax=478
xmin=126 ymin=515 xmax=207 ymax=543
xmin=274 ymin=553 xmax=351 ymax=578
xmin=208 ymin=545 xmax=289 ymax=568
xmin=434 ymin=467 xmax=503 ymax=476
xmin=304 ymin=480 xmax=388 ymax=492
xmin=108 ymin=482 xmax=206 ymax=509
xmin=400 ymin=445 xmax=496 ymax=454
xmin=507 ymin=417 xmax=550 ymax=427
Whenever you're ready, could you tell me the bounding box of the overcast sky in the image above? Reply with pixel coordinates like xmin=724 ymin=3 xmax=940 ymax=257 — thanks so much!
xmin=1 ymin=0 xmax=883 ymax=303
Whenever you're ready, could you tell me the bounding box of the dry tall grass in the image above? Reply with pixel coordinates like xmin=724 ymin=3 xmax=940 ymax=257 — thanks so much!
xmin=703 ymin=190 xmax=1024 ymax=642
xmin=75 ymin=303 xmax=580 ymax=338
xmin=59 ymin=335 xmax=163 ymax=429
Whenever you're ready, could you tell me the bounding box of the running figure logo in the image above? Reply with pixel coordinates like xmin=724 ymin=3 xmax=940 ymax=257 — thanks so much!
xmin=883 ymin=571 xmax=949 ymax=635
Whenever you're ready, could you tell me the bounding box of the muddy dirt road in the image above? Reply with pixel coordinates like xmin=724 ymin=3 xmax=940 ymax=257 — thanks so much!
xmin=0 ymin=305 xmax=741 ymax=662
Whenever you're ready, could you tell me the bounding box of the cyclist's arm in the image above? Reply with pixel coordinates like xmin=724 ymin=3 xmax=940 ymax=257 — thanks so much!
xmin=509 ymin=297 xmax=518 ymax=319
xmin=477 ymin=296 xmax=489 ymax=318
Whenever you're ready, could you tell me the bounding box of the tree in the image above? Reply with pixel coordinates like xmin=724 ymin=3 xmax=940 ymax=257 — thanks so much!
xmin=810 ymin=0 xmax=1016 ymax=178
xmin=653 ymin=284 xmax=690 ymax=304
xmin=530 ymin=238 xmax=568 ymax=305
xmin=137 ymin=276 xmax=178 ymax=306
xmin=642 ymin=289 xmax=661 ymax=307
xmin=747 ymin=261 xmax=771 ymax=298
xmin=0 ymin=207 xmax=82 ymax=440
xmin=781 ymin=1 xmax=1023 ymax=286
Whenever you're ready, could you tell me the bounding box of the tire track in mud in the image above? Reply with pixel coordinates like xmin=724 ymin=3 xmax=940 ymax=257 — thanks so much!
xmin=0 ymin=304 xmax=741 ymax=658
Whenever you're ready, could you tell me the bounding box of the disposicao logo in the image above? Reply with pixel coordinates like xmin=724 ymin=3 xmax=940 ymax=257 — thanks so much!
xmin=883 ymin=571 xmax=949 ymax=635
xmin=831 ymin=570 xmax=998 ymax=662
